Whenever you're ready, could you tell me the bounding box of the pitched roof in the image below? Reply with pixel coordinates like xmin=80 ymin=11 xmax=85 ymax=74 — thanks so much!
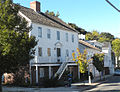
xmin=79 ymin=40 xmax=101 ymax=51
xmin=19 ymin=5 xmax=77 ymax=33
xmin=102 ymin=42 xmax=110 ymax=47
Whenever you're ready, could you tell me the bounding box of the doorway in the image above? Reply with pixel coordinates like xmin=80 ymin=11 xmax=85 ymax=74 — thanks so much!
xmin=57 ymin=48 xmax=61 ymax=62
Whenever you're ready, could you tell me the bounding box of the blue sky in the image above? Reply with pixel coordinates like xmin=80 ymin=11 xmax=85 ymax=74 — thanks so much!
xmin=13 ymin=0 xmax=120 ymax=37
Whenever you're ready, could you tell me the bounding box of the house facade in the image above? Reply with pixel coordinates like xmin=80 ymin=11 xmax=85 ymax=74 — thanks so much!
xmin=79 ymin=40 xmax=101 ymax=77
xmin=102 ymin=42 xmax=114 ymax=75
xmin=87 ymin=40 xmax=114 ymax=75
xmin=19 ymin=1 xmax=79 ymax=85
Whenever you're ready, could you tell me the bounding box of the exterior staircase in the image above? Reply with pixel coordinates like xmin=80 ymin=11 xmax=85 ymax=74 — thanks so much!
xmin=54 ymin=58 xmax=69 ymax=80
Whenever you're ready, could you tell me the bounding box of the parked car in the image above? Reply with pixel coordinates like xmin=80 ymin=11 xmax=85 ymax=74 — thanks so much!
xmin=114 ymin=69 xmax=120 ymax=75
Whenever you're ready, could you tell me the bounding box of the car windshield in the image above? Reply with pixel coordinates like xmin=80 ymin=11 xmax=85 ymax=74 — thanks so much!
xmin=115 ymin=69 xmax=120 ymax=72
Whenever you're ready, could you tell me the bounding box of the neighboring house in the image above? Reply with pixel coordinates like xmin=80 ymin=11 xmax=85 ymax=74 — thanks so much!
xmin=79 ymin=40 xmax=101 ymax=77
xmin=19 ymin=1 xmax=79 ymax=85
xmin=78 ymin=34 xmax=85 ymax=40
xmin=102 ymin=42 xmax=114 ymax=75
xmin=87 ymin=40 xmax=103 ymax=50
xmin=87 ymin=40 xmax=114 ymax=75
xmin=115 ymin=56 xmax=120 ymax=68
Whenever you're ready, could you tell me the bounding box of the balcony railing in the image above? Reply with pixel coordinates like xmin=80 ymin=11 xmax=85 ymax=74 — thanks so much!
xmin=30 ymin=56 xmax=64 ymax=63
xmin=30 ymin=56 xmax=74 ymax=64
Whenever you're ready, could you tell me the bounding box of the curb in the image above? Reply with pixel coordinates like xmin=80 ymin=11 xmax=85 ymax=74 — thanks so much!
xmin=72 ymin=75 xmax=113 ymax=91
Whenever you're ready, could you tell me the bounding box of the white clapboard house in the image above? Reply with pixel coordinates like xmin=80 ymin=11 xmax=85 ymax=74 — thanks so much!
xmin=19 ymin=1 xmax=79 ymax=84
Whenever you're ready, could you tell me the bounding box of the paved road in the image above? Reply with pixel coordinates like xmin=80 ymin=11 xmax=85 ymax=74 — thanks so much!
xmin=84 ymin=75 xmax=120 ymax=92
xmin=3 ymin=75 xmax=120 ymax=92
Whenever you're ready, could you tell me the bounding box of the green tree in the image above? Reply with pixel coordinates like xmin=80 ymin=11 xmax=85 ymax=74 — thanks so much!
xmin=85 ymin=31 xmax=114 ymax=43
xmin=0 ymin=0 xmax=37 ymax=91
xmin=85 ymin=30 xmax=99 ymax=40
xmin=98 ymin=32 xmax=114 ymax=43
xmin=56 ymin=11 xmax=60 ymax=17
xmin=85 ymin=32 xmax=93 ymax=40
xmin=112 ymin=39 xmax=120 ymax=67
xmin=68 ymin=23 xmax=87 ymax=35
xmin=92 ymin=53 xmax=104 ymax=79
xmin=45 ymin=10 xmax=60 ymax=17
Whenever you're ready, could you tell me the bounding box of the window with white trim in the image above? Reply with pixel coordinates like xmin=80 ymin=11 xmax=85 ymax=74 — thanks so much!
xmin=72 ymin=34 xmax=74 ymax=42
xmin=47 ymin=48 xmax=51 ymax=56
xmin=57 ymin=31 xmax=60 ymax=40
xmin=40 ymin=68 xmax=44 ymax=78
xmin=66 ymin=33 xmax=68 ymax=42
xmin=66 ymin=49 xmax=69 ymax=57
xmin=72 ymin=50 xmax=74 ymax=53
xmin=38 ymin=47 xmax=42 ymax=56
xmin=47 ymin=29 xmax=51 ymax=39
xmin=38 ymin=27 xmax=42 ymax=38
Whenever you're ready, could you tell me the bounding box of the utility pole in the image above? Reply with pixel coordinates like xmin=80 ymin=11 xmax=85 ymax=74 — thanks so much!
xmin=105 ymin=0 xmax=120 ymax=12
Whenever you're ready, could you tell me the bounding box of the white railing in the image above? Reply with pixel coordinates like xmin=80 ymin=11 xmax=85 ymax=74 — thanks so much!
xmin=30 ymin=56 xmax=64 ymax=63
xmin=54 ymin=57 xmax=70 ymax=80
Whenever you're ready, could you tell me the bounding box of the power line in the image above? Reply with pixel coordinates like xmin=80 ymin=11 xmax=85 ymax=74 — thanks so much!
xmin=105 ymin=0 xmax=120 ymax=12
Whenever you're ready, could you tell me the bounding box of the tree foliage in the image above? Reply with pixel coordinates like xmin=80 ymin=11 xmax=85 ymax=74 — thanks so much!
xmin=92 ymin=53 xmax=104 ymax=72
xmin=0 ymin=0 xmax=37 ymax=91
xmin=98 ymin=32 xmax=114 ymax=43
xmin=72 ymin=48 xmax=91 ymax=73
xmin=68 ymin=23 xmax=87 ymax=35
xmin=85 ymin=30 xmax=100 ymax=40
xmin=45 ymin=10 xmax=60 ymax=17
xmin=85 ymin=31 xmax=114 ymax=43
xmin=112 ymin=39 xmax=120 ymax=57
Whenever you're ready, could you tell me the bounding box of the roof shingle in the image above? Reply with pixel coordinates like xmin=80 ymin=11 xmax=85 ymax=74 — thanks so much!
xmin=79 ymin=40 xmax=101 ymax=51
xmin=19 ymin=6 xmax=77 ymax=33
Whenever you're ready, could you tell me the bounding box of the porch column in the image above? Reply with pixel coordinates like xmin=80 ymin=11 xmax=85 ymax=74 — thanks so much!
xmin=29 ymin=61 xmax=32 ymax=84
xmin=49 ymin=66 xmax=52 ymax=79
xmin=36 ymin=65 xmax=39 ymax=84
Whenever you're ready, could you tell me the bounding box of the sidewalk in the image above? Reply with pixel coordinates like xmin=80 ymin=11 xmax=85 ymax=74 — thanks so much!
xmin=3 ymin=75 xmax=113 ymax=92
xmin=71 ymin=74 xmax=112 ymax=91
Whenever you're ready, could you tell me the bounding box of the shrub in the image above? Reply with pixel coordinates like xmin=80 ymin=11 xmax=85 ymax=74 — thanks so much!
xmin=42 ymin=78 xmax=64 ymax=87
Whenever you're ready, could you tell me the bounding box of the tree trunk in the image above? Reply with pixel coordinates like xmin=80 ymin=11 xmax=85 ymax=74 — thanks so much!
xmin=99 ymin=72 xmax=101 ymax=80
xmin=0 ymin=73 xmax=2 ymax=92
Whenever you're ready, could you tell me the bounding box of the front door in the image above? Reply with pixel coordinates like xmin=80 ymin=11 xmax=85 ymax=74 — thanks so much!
xmin=57 ymin=48 xmax=61 ymax=62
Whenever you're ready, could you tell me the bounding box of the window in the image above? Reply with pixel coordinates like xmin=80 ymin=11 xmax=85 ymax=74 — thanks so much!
xmin=72 ymin=50 xmax=74 ymax=53
xmin=47 ymin=48 xmax=51 ymax=56
xmin=72 ymin=34 xmax=74 ymax=42
xmin=57 ymin=48 xmax=61 ymax=57
xmin=57 ymin=31 xmax=60 ymax=40
xmin=47 ymin=29 xmax=51 ymax=39
xmin=38 ymin=27 xmax=42 ymax=37
xmin=66 ymin=49 xmax=69 ymax=57
xmin=66 ymin=33 xmax=68 ymax=42
xmin=40 ymin=68 xmax=44 ymax=78
xmin=38 ymin=47 xmax=42 ymax=56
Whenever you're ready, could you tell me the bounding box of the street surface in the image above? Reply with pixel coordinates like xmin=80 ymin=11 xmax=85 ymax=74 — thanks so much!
xmin=3 ymin=75 xmax=120 ymax=92
xmin=84 ymin=75 xmax=120 ymax=92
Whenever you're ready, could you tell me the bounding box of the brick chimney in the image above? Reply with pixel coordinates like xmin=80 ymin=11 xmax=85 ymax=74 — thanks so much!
xmin=30 ymin=1 xmax=41 ymax=12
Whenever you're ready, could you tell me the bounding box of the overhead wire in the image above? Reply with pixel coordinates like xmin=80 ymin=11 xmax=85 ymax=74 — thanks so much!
xmin=105 ymin=0 xmax=120 ymax=12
